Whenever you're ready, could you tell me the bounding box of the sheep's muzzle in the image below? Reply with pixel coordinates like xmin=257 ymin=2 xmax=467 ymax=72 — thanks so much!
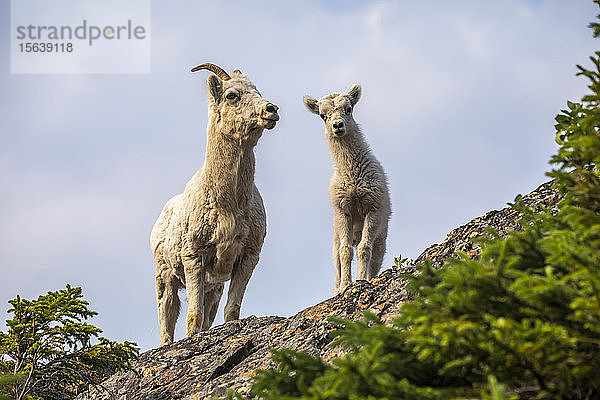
xmin=260 ymin=103 xmax=279 ymax=130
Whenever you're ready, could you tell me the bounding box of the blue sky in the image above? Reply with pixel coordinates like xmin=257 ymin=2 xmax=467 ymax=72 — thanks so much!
xmin=0 ymin=1 xmax=597 ymax=351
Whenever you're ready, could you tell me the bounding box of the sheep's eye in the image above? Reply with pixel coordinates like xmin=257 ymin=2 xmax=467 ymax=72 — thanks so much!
xmin=320 ymin=113 xmax=327 ymax=121
xmin=226 ymin=92 xmax=238 ymax=100
xmin=346 ymin=107 xmax=352 ymax=114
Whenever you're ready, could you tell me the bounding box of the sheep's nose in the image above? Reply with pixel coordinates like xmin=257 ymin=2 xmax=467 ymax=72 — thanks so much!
xmin=333 ymin=120 xmax=344 ymax=130
xmin=265 ymin=103 xmax=278 ymax=113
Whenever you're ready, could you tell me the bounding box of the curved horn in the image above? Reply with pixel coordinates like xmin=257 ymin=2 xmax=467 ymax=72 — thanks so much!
xmin=190 ymin=63 xmax=231 ymax=80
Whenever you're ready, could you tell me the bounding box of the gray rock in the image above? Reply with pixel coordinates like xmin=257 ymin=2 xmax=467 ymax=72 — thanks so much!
xmin=77 ymin=180 xmax=561 ymax=400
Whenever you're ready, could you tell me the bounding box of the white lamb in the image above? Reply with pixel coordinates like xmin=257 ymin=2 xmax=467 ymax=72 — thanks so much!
xmin=150 ymin=63 xmax=279 ymax=346
xmin=304 ymin=84 xmax=391 ymax=295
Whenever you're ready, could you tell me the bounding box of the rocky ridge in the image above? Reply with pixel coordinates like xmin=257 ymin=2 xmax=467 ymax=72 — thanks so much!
xmin=78 ymin=180 xmax=562 ymax=400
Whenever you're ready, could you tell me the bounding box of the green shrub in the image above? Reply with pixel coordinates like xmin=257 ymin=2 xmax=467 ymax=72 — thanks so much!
xmin=234 ymin=2 xmax=600 ymax=399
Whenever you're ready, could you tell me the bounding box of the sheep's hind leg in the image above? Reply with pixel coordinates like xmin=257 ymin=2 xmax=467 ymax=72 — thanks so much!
xmin=156 ymin=268 xmax=180 ymax=346
xmin=183 ymin=253 xmax=205 ymax=338
xmin=224 ymin=254 xmax=258 ymax=322
xmin=203 ymin=283 xmax=224 ymax=330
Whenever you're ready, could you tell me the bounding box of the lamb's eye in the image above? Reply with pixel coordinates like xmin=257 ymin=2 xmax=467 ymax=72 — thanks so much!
xmin=346 ymin=107 xmax=352 ymax=114
xmin=320 ymin=113 xmax=327 ymax=121
xmin=226 ymin=92 xmax=238 ymax=100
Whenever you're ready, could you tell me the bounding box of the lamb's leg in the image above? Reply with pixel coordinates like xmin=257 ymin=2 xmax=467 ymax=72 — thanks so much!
xmin=224 ymin=253 xmax=258 ymax=321
xmin=334 ymin=209 xmax=353 ymax=293
xmin=202 ymin=284 xmax=224 ymax=330
xmin=183 ymin=252 xmax=205 ymax=338
xmin=156 ymin=267 xmax=180 ymax=346
xmin=357 ymin=212 xmax=380 ymax=281
xmin=368 ymin=235 xmax=386 ymax=280
xmin=333 ymin=233 xmax=341 ymax=295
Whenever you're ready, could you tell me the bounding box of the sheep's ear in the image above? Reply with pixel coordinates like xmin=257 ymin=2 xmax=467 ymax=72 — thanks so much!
xmin=303 ymin=96 xmax=319 ymax=115
xmin=347 ymin=84 xmax=361 ymax=106
xmin=207 ymin=74 xmax=223 ymax=104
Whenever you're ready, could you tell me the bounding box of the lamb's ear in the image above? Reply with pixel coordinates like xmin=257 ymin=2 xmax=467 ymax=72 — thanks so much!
xmin=207 ymin=74 xmax=223 ymax=104
xmin=347 ymin=84 xmax=361 ymax=106
xmin=303 ymin=96 xmax=319 ymax=115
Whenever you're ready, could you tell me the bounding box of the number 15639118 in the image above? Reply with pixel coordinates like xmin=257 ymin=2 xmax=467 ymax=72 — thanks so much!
xmin=19 ymin=42 xmax=73 ymax=52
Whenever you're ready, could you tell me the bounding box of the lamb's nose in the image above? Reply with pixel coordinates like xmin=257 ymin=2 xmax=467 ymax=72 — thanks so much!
xmin=265 ymin=104 xmax=278 ymax=113
xmin=333 ymin=121 xmax=344 ymax=130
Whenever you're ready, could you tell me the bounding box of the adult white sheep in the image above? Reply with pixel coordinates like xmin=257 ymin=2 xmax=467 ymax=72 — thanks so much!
xmin=304 ymin=84 xmax=391 ymax=295
xmin=151 ymin=63 xmax=279 ymax=346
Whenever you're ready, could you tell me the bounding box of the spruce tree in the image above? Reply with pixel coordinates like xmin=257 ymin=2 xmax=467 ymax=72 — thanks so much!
xmin=0 ymin=285 xmax=139 ymax=400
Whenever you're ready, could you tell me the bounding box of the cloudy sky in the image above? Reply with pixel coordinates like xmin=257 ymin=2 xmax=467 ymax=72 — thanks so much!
xmin=1 ymin=1 xmax=597 ymax=351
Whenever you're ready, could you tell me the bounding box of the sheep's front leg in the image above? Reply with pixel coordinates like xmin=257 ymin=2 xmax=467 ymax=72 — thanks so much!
xmin=224 ymin=252 xmax=258 ymax=321
xmin=333 ymin=233 xmax=341 ymax=295
xmin=183 ymin=248 xmax=205 ymax=337
xmin=357 ymin=212 xmax=380 ymax=281
xmin=211 ymin=212 xmax=244 ymax=282
xmin=334 ymin=209 xmax=353 ymax=294
xmin=368 ymin=235 xmax=386 ymax=280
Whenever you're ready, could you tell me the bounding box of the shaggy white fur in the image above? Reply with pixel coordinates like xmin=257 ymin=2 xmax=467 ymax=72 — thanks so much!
xmin=304 ymin=84 xmax=391 ymax=295
xmin=151 ymin=65 xmax=279 ymax=346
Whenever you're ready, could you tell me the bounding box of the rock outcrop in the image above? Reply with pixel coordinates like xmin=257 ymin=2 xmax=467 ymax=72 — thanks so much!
xmin=78 ymin=181 xmax=561 ymax=400
xmin=415 ymin=180 xmax=562 ymax=268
